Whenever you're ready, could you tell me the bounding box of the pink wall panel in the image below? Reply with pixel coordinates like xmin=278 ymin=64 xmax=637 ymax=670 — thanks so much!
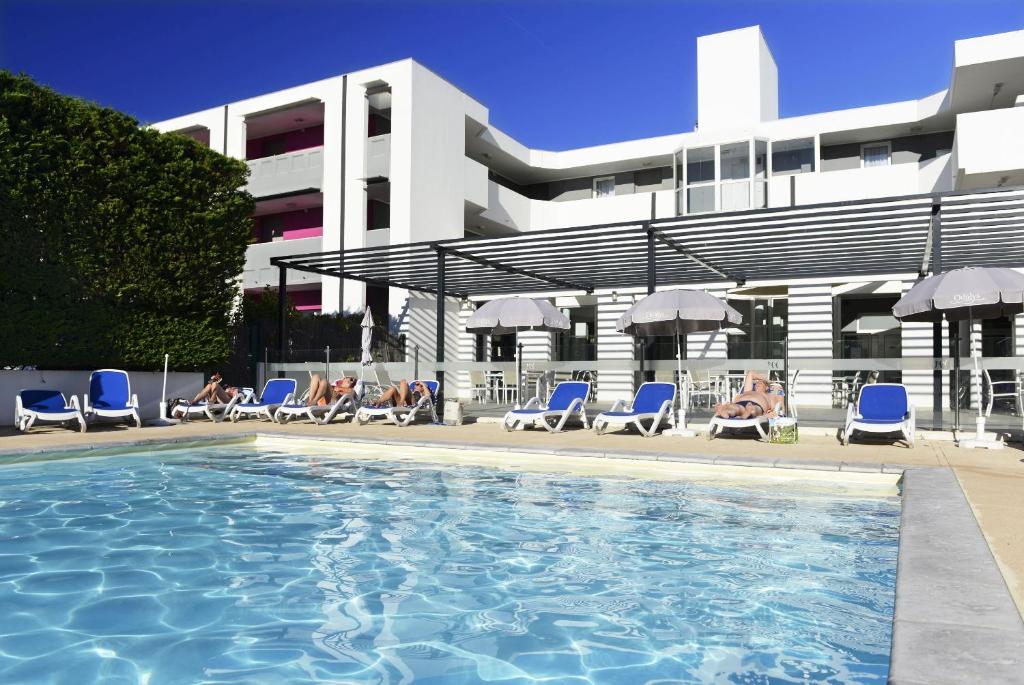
xmin=246 ymin=125 xmax=324 ymax=160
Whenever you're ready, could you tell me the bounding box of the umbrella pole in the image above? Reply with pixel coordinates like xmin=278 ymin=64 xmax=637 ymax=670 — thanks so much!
xmin=663 ymin=331 xmax=695 ymax=438
xmin=960 ymin=309 xmax=1003 ymax=449
xmin=516 ymin=331 xmax=523 ymax=410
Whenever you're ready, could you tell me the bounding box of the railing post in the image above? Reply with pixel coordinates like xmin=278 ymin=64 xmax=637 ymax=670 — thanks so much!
xmin=277 ymin=264 xmax=287 ymax=378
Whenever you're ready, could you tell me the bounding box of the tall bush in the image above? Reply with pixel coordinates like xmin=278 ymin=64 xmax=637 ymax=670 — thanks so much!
xmin=0 ymin=72 xmax=254 ymax=370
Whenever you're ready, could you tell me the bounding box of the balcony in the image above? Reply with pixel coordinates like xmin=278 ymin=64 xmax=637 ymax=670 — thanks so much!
xmin=768 ymin=164 xmax=931 ymax=207
xmin=246 ymin=147 xmax=324 ymax=198
xmin=954 ymin=107 xmax=1024 ymax=189
xmin=243 ymin=237 xmax=323 ymax=289
xmin=365 ymin=134 xmax=391 ymax=180
xmin=480 ymin=181 xmax=674 ymax=232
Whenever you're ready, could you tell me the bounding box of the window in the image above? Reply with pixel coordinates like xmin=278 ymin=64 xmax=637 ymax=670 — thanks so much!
xmin=719 ymin=142 xmax=750 ymax=211
xmin=861 ymin=142 xmax=891 ymax=168
xmin=772 ymin=138 xmax=815 ymax=175
xmin=685 ymin=146 xmax=716 ymax=214
xmin=592 ymin=176 xmax=615 ymax=198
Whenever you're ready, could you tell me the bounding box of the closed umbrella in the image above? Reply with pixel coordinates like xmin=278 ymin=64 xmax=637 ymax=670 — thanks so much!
xmin=617 ymin=289 xmax=742 ymax=436
xmin=893 ymin=266 xmax=1024 ymax=448
xmin=466 ymin=297 xmax=570 ymax=407
xmin=360 ymin=307 xmax=374 ymax=367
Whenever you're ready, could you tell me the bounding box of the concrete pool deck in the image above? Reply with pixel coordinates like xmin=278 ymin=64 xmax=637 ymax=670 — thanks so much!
xmin=2 ymin=419 xmax=1023 ymax=683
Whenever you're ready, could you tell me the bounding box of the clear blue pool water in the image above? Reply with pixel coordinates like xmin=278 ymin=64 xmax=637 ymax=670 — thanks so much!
xmin=0 ymin=446 xmax=900 ymax=684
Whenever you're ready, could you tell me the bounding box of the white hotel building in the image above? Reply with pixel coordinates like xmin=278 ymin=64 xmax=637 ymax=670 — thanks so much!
xmin=153 ymin=26 xmax=1024 ymax=408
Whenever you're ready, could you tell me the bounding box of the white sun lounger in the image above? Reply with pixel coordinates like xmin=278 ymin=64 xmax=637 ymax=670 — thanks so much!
xmin=229 ymin=378 xmax=297 ymax=422
xmin=354 ymin=380 xmax=438 ymax=427
xmin=502 ymin=381 xmax=590 ymax=433
xmin=84 ymin=369 xmax=141 ymax=428
xmin=593 ymin=382 xmax=676 ymax=438
xmin=174 ymin=389 xmax=252 ymax=423
xmin=16 ymin=389 xmax=87 ymax=433
xmin=274 ymin=382 xmax=363 ymax=424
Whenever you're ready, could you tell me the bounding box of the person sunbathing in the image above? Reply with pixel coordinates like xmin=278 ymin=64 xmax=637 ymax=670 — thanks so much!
xmin=373 ymin=380 xmax=431 ymax=408
xmin=307 ymin=374 xmax=357 ymax=407
xmin=189 ymin=373 xmax=241 ymax=404
xmin=713 ymin=371 xmax=785 ymax=419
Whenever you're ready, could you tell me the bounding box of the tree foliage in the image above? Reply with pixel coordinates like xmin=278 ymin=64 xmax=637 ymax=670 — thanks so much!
xmin=0 ymin=71 xmax=254 ymax=370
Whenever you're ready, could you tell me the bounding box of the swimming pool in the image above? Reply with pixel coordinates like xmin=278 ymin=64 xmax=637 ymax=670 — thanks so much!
xmin=0 ymin=445 xmax=900 ymax=684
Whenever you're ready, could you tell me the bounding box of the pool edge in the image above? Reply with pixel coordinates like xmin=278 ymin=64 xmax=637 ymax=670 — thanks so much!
xmin=890 ymin=468 xmax=1024 ymax=685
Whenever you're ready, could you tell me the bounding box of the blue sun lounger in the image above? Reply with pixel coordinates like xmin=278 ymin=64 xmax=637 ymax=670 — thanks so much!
xmin=84 ymin=369 xmax=141 ymax=427
xmin=229 ymin=378 xmax=297 ymax=422
xmin=502 ymin=381 xmax=590 ymax=432
xmin=842 ymin=383 xmax=915 ymax=448
xmin=355 ymin=380 xmax=438 ymax=427
xmin=593 ymin=381 xmax=676 ymax=438
xmin=16 ymin=389 xmax=88 ymax=433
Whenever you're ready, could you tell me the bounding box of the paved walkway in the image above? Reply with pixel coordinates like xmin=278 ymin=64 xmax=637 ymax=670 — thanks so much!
xmin=2 ymin=418 xmax=1023 ymax=619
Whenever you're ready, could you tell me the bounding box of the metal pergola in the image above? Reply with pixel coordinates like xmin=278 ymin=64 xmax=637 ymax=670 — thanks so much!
xmin=270 ymin=186 xmax=1024 ymax=405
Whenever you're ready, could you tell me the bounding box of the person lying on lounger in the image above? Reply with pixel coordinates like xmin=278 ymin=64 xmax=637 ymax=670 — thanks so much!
xmin=372 ymin=380 xmax=432 ymax=408
xmin=307 ymin=374 xmax=357 ymax=407
xmin=713 ymin=371 xmax=785 ymax=419
xmin=172 ymin=373 xmax=243 ymax=417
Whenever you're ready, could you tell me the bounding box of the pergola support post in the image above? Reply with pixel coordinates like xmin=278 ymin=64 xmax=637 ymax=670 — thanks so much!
xmin=640 ymin=224 xmax=657 ymax=385
xmin=277 ymin=264 xmax=287 ymax=378
xmin=931 ymin=202 xmax=943 ymax=426
xmin=435 ymin=247 xmax=446 ymax=402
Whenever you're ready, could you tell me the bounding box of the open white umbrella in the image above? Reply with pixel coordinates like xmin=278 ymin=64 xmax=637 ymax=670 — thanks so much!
xmin=617 ymin=289 xmax=742 ymax=436
xmin=893 ymin=266 xmax=1024 ymax=448
xmin=466 ymin=297 xmax=570 ymax=407
xmin=360 ymin=307 xmax=374 ymax=367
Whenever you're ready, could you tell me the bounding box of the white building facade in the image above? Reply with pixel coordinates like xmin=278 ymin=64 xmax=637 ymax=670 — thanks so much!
xmin=153 ymin=26 xmax=1024 ymax=407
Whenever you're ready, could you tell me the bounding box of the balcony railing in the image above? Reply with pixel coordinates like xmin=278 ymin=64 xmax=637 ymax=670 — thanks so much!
xmin=365 ymin=134 xmax=391 ymax=179
xmin=243 ymin=237 xmax=323 ymax=289
xmin=246 ymin=146 xmax=324 ymax=198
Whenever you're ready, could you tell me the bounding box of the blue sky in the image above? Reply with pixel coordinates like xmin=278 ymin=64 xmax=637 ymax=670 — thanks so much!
xmin=2 ymin=1 xmax=1022 ymax=150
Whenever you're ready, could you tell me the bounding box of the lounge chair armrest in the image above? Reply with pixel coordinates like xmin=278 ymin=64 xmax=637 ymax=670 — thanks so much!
xmin=130 ymin=394 xmax=139 ymax=409
xmin=14 ymin=395 xmax=23 ymax=421
xmin=908 ymin=404 xmax=916 ymax=422
xmin=609 ymin=399 xmax=626 ymax=413
xmin=845 ymin=403 xmax=856 ymax=423
xmin=70 ymin=395 xmax=82 ymax=410
xmin=522 ymin=397 xmax=541 ymax=410
xmin=83 ymin=394 xmax=91 ymax=412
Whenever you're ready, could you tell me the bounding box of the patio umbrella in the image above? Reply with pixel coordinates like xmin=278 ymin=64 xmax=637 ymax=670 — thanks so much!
xmin=466 ymin=297 xmax=570 ymax=407
xmin=893 ymin=266 xmax=1024 ymax=448
xmin=360 ymin=307 xmax=374 ymax=367
xmin=616 ymin=289 xmax=742 ymax=436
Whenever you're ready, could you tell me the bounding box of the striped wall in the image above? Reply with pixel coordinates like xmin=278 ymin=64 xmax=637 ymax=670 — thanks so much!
xmin=596 ymin=292 xmax=636 ymax=402
xmin=787 ymin=284 xmax=833 ymax=406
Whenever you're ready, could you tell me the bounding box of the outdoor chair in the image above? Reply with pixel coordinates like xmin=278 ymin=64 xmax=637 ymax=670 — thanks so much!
xmin=502 ymin=381 xmax=590 ymax=433
xmin=229 ymin=378 xmax=297 ymax=422
xmin=469 ymin=370 xmax=490 ymax=403
xmin=686 ymin=369 xmax=720 ymax=409
xmin=15 ymin=389 xmax=87 ymax=433
xmin=593 ymin=381 xmax=676 ymax=438
xmin=983 ymin=368 xmax=1021 ymax=417
xmin=84 ymin=369 xmax=141 ymax=428
xmin=355 ymin=379 xmax=439 ymax=427
xmin=842 ymin=383 xmax=915 ymax=448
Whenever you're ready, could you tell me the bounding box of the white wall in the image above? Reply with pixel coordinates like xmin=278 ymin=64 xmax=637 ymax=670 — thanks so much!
xmin=2 ymin=370 xmax=204 ymax=426
xmin=954 ymin=107 xmax=1024 ymax=189
xmin=697 ymin=26 xmax=778 ymax=132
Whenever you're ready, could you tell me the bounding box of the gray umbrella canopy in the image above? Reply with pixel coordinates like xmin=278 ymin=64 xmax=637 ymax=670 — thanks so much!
xmin=893 ymin=267 xmax=1024 ymax=322
xmin=466 ymin=297 xmax=570 ymax=334
xmin=360 ymin=307 xmax=374 ymax=366
xmin=616 ymin=289 xmax=743 ymax=336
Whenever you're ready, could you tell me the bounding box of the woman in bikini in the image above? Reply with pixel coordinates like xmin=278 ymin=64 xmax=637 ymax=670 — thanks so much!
xmin=713 ymin=371 xmax=784 ymax=419
xmin=373 ymin=380 xmax=431 ymax=408
xmin=307 ymin=374 xmax=357 ymax=407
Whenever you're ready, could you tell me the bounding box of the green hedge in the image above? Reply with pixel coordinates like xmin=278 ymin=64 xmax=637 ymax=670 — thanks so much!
xmin=0 ymin=72 xmax=254 ymax=370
